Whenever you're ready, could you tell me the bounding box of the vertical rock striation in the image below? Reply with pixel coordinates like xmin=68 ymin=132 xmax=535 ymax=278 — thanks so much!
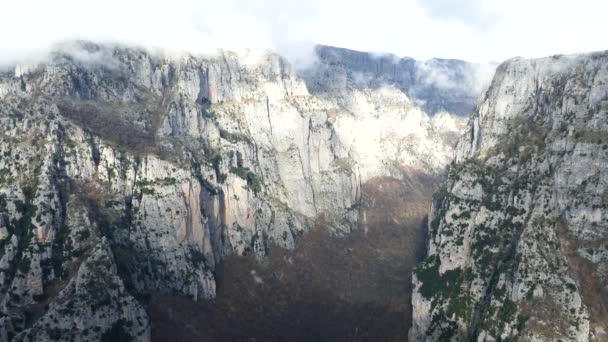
xmin=0 ymin=41 xmax=484 ymax=340
xmin=411 ymin=51 xmax=608 ymax=341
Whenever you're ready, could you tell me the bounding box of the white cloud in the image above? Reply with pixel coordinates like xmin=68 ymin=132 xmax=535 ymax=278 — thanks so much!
xmin=415 ymin=0 xmax=501 ymax=30
xmin=0 ymin=0 xmax=606 ymax=66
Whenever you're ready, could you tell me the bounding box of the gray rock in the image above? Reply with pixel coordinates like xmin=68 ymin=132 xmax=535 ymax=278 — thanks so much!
xmin=302 ymin=45 xmax=496 ymax=116
xmin=411 ymin=51 xmax=608 ymax=341
xmin=0 ymin=41 xmax=477 ymax=340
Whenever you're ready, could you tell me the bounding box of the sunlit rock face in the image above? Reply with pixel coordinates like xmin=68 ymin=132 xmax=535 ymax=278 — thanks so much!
xmin=411 ymin=51 xmax=608 ymax=342
xmin=0 ymin=41 xmax=486 ymax=340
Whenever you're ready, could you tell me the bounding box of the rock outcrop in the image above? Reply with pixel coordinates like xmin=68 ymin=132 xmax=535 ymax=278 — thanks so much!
xmin=411 ymin=51 xmax=608 ymax=341
xmin=12 ymin=239 xmax=150 ymax=342
xmin=0 ymin=41 xmax=484 ymax=340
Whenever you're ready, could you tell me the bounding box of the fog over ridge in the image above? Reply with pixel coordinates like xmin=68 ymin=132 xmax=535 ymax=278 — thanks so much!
xmin=2 ymin=0 xmax=607 ymax=68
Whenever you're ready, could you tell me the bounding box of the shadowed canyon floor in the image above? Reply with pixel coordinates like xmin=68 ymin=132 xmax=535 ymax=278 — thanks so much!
xmin=149 ymin=176 xmax=438 ymax=341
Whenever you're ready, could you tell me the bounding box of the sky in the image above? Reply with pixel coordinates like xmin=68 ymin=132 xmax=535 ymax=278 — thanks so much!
xmin=0 ymin=0 xmax=606 ymax=66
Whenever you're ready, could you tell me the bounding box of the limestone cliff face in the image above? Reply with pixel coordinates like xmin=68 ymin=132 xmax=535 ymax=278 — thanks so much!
xmin=304 ymin=45 xmax=495 ymax=116
xmin=411 ymin=51 xmax=608 ymax=341
xmin=0 ymin=41 xmax=480 ymax=340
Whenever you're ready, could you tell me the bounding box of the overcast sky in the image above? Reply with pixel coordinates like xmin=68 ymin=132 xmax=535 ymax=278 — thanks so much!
xmin=1 ymin=0 xmax=606 ymax=65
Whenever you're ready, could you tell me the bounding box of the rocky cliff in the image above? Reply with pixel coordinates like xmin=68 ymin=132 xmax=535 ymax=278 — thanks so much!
xmin=304 ymin=45 xmax=494 ymax=116
xmin=410 ymin=51 xmax=608 ymax=341
xmin=0 ymin=41 xmax=484 ymax=341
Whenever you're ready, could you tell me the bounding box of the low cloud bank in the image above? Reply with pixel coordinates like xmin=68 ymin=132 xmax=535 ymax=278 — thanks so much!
xmin=0 ymin=0 xmax=318 ymax=68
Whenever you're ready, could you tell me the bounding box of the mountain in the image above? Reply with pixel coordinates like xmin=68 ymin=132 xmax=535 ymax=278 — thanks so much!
xmin=304 ymin=45 xmax=495 ymax=116
xmin=0 ymin=41 xmax=489 ymax=341
xmin=410 ymin=51 xmax=608 ymax=341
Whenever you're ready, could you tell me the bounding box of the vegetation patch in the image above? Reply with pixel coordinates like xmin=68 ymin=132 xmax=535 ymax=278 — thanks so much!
xmin=230 ymin=166 xmax=263 ymax=194
xmin=219 ymin=128 xmax=251 ymax=144
xmin=101 ymin=319 xmax=132 ymax=342
xmin=57 ymin=100 xmax=156 ymax=155
xmin=5 ymin=183 xmax=38 ymax=282
xmin=192 ymin=160 xmax=220 ymax=195
xmin=415 ymin=256 xmax=466 ymax=313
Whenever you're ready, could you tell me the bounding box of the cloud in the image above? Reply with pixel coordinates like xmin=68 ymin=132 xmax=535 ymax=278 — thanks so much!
xmin=417 ymin=0 xmax=501 ymax=30
xmin=416 ymin=60 xmax=497 ymax=95
xmin=416 ymin=62 xmax=459 ymax=90
xmin=0 ymin=0 xmax=318 ymax=67
xmin=51 ymin=41 xmax=122 ymax=69
xmin=469 ymin=62 xmax=498 ymax=94
xmin=0 ymin=0 xmax=606 ymax=67
xmin=275 ymin=41 xmax=319 ymax=70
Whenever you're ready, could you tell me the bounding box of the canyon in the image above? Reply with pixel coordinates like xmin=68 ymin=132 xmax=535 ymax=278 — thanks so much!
xmin=1 ymin=40 xmax=606 ymax=342
xmin=0 ymin=41 xmax=484 ymax=341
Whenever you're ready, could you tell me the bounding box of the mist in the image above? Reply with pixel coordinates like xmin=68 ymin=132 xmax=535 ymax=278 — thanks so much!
xmin=0 ymin=0 xmax=319 ymax=68
xmin=2 ymin=0 xmax=607 ymax=69
xmin=416 ymin=60 xmax=497 ymax=95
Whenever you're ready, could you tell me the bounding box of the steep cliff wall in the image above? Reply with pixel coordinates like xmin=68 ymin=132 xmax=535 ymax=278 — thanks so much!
xmin=411 ymin=51 xmax=608 ymax=341
xmin=0 ymin=41 xmax=479 ymax=340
